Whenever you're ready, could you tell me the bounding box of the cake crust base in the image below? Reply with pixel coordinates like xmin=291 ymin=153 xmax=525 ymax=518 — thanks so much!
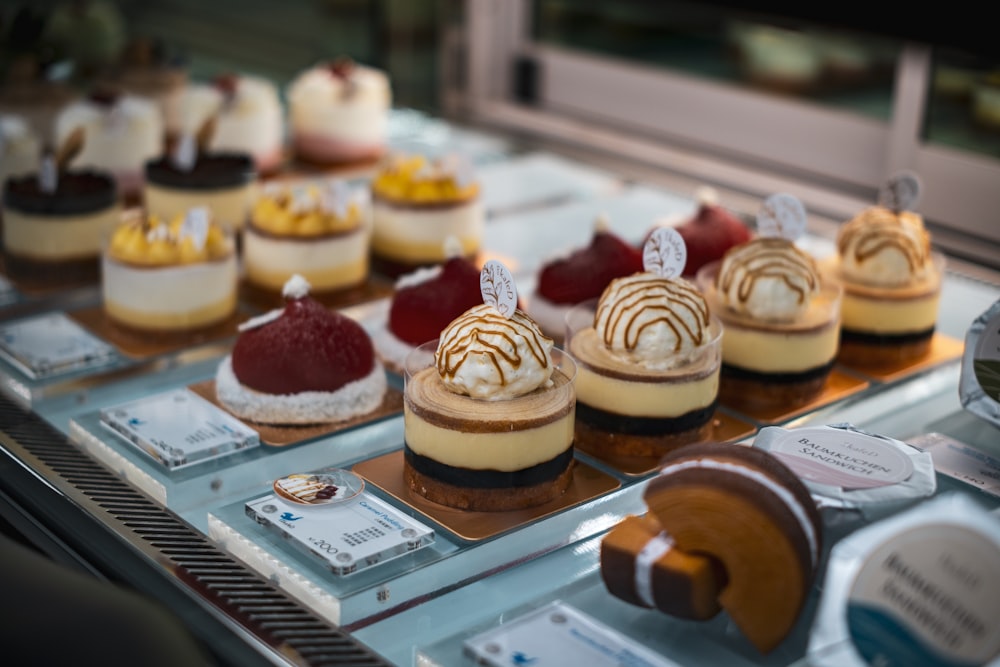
xmin=403 ymin=459 xmax=574 ymax=512
xmin=837 ymin=328 xmax=934 ymax=367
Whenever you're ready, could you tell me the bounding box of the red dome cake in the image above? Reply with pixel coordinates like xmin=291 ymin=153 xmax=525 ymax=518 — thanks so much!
xmin=216 ymin=274 xmax=386 ymax=424
xmin=529 ymin=215 xmax=643 ymax=339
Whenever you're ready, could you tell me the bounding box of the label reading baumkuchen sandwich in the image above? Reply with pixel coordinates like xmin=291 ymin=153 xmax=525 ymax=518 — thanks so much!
xmin=808 ymin=493 xmax=1000 ymax=667
xmin=960 ymin=298 xmax=1000 ymax=430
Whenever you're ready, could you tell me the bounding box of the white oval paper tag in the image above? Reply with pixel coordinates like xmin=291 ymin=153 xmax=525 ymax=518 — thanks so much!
xmin=757 ymin=193 xmax=807 ymax=240
xmin=643 ymin=227 xmax=686 ymax=278
xmin=878 ymin=170 xmax=922 ymax=212
xmin=180 ymin=206 xmax=210 ymax=251
xmin=481 ymin=260 xmax=517 ymax=318
xmin=769 ymin=427 xmax=914 ymax=490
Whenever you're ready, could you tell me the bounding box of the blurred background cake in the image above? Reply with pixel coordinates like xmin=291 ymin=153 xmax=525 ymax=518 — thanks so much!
xmin=0 ymin=114 xmax=41 ymax=187
xmin=287 ymin=58 xmax=390 ymax=165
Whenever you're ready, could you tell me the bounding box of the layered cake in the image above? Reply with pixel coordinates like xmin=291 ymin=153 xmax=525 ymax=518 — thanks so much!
xmin=375 ymin=249 xmax=483 ymax=374
xmin=831 ymin=205 xmax=943 ymax=365
xmin=102 ymin=207 xmax=237 ymax=333
xmin=216 ymin=275 xmax=387 ymax=425
xmin=171 ymin=74 xmax=284 ymax=174
xmin=243 ymin=179 xmax=369 ymax=295
xmin=370 ymin=153 xmax=483 ymax=276
xmin=3 ymin=148 xmax=121 ymax=286
xmin=529 ymin=214 xmax=644 ymax=339
xmin=143 ymin=143 xmax=257 ymax=234
xmin=54 ymin=89 xmax=163 ymax=201
xmin=643 ymin=442 xmax=822 ymax=653
xmin=287 ymin=58 xmax=390 ymax=165
xmin=0 ymin=114 xmax=41 ymax=186
xmin=698 ymin=237 xmax=841 ymax=411
xmin=403 ymin=265 xmax=577 ymax=511
xmin=667 ymin=187 xmax=753 ymax=276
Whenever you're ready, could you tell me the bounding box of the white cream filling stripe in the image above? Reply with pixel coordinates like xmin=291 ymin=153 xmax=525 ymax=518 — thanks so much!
xmin=635 ymin=531 xmax=675 ymax=608
xmin=657 ymin=458 xmax=818 ymax=566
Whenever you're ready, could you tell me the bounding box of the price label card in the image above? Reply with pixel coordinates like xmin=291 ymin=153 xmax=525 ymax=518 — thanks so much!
xmin=0 ymin=312 xmax=117 ymax=379
xmin=464 ymin=602 xmax=681 ymax=667
xmin=910 ymin=432 xmax=1000 ymax=499
xmin=101 ymin=388 xmax=260 ymax=469
xmin=246 ymin=489 xmax=434 ymax=576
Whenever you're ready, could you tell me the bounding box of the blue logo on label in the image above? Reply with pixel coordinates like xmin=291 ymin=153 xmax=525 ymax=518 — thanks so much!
xmin=280 ymin=512 xmax=302 ymax=522
xmin=511 ymin=652 xmax=537 ymax=666
xmin=128 ymin=417 xmax=144 ymax=427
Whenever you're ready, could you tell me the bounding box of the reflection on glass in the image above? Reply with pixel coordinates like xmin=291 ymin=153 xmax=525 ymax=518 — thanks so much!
xmin=533 ymin=0 xmax=900 ymax=120
xmin=926 ymin=49 xmax=1000 ymax=159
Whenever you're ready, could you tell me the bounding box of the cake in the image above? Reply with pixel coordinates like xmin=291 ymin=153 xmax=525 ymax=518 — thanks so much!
xmin=54 ymin=88 xmax=163 ymax=201
xmin=109 ymin=37 xmax=188 ymax=139
xmin=287 ymin=58 xmax=390 ymax=165
xmin=243 ymin=179 xmax=369 ymax=296
xmin=375 ymin=248 xmax=484 ymax=374
xmin=215 ymin=275 xmax=387 ymax=425
xmin=665 ymin=187 xmax=753 ymax=277
xmin=102 ymin=207 xmax=237 ymax=333
xmin=529 ymin=214 xmax=644 ymax=339
xmin=600 ymin=513 xmax=724 ymax=621
xmin=831 ymin=205 xmax=944 ymax=365
xmin=0 ymin=114 xmax=41 ymax=186
xmin=403 ymin=263 xmax=576 ymax=511
xmin=0 ymin=54 xmax=75 ymax=138
xmin=566 ymin=229 xmax=722 ymax=458
xmin=698 ymin=237 xmax=841 ymax=411
xmin=3 ymin=137 xmax=121 ymax=286
xmin=643 ymin=442 xmax=822 ymax=653
xmin=731 ymin=22 xmax=823 ymax=93
xmin=170 ymin=74 xmax=284 ymax=174
xmin=143 ymin=131 xmax=257 ymax=234
xmin=370 ymin=153 xmax=483 ymax=276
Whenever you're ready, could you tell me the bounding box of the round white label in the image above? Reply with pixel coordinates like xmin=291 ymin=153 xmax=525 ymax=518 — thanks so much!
xmin=642 ymin=227 xmax=686 ymax=279
xmin=878 ymin=170 xmax=922 ymax=212
xmin=769 ymin=427 xmax=914 ymax=490
xmin=480 ymin=260 xmax=517 ymax=318
xmin=757 ymin=193 xmax=807 ymax=241
xmin=847 ymin=523 xmax=1000 ymax=667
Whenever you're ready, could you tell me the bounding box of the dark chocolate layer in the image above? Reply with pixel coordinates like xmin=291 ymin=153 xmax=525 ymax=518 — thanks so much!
xmin=403 ymin=445 xmax=572 ymax=489
xmin=576 ymin=400 xmax=716 ymax=436
xmin=721 ymin=359 xmax=835 ymax=385
xmin=3 ymin=171 xmax=117 ymax=215
xmin=840 ymin=326 xmax=935 ymax=347
xmin=145 ymin=152 xmax=255 ymax=189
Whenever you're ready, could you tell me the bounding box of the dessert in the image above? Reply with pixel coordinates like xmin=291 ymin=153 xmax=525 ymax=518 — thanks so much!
xmin=54 ymin=88 xmax=163 ymax=201
xmin=0 ymin=114 xmax=41 ymax=186
xmin=3 ymin=134 xmax=121 ymax=286
xmin=566 ymin=228 xmax=722 ymax=458
xmin=600 ymin=513 xmax=724 ymax=620
xmin=375 ymin=245 xmax=484 ymax=373
xmin=109 ymin=37 xmax=188 ymax=137
xmin=102 ymin=207 xmax=237 ymax=333
xmin=731 ymin=22 xmax=823 ymax=93
xmin=243 ymin=179 xmax=369 ymax=296
xmin=403 ymin=262 xmax=576 ymax=511
xmin=698 ymin=225 xmax=841 ymax=411
xmin=370 ymin=153 xmax=483 ymax=276
xmin=287 ymin=58 xmax=390 ymax=165
xmin=831 ymin=204 xmax=943 ymax=366
xmin=643 ymin=442 xmax=822 ymax=653
xmin=143 ymin=124 xmax=257 ymax=234
xmin=170 ymin=74 xmax=284 ymax=174
xmin=0 ymin=54 xmax=75 ymax=138
xmin=215 ymin=275 xmax=387 ymax=425
xmin=661 ymin=187 xmax=753 ymax=277
xmin=529 ymin=214 xmax=644 ymax=339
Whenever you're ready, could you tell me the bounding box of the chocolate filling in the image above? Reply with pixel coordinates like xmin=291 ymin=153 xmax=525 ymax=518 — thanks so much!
xmin=403 ymin=445 xmax=573 ymax=489
xmin=145 ymin=153 xmax=255 ymax=189
xmin=721 ymin=359 xmax=835 ymax=385
xmin=576 ymin=400 xmax=717 ymax=436
xmin=3 ymin=171 xmax=117 ymax=215
xmin=840 ymin=326 xmax=935 ymax=347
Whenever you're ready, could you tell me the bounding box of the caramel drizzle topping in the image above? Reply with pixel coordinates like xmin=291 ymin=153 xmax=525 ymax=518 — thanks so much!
xmin=837 ymin=208 xmax=928 ymax=272
xmin=596 ymin=275 xmax=709 ymax=352
xmin=718 ymin=239 xmax=818 ymax=306
xmin=437 ymin=306 xmax=550 ymax=387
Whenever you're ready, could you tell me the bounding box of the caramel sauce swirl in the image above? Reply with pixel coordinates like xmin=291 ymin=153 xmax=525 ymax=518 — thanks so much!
xmin=716 ymin=239 xmax=819 ymax=321
xmin=435 ymin=304 xmax=554 ymax=399
xmin=837 ymin=207 xmax=930 ymax=286
xmin=596 ymin=274 xmax=710 ymax=354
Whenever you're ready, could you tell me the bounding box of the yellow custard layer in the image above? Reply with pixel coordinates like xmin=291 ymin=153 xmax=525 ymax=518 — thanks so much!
xmin=371 ymin=199 xmax=483 ymax=262
xmin=243 ymin=227 xmax=368 ymax=291
xmin=3 ymin=205 xmax=122 ymax=260
xmin=569 ymin=327 xmax=719 ymax=417
xmin=404 ymin=366 xmax=575 ymax=471
xmin=143 ymin=182 xmax=257 ymax=232
xmin=840 ymin=289 xmax=940 ymax=334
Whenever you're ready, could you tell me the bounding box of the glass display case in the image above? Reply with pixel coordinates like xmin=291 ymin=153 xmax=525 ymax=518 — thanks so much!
xmin=1 ymin=2 xmax=999 ymax=666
